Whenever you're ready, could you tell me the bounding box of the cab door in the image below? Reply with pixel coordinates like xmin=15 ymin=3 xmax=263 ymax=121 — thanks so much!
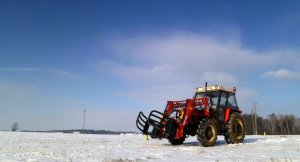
xmin=218 ymin=91 xmax=228 ymax=122
xmin=227 ymin=93 xmax=238 ymax=110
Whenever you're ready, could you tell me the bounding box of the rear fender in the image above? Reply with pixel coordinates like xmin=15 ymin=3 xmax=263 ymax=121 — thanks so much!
xmin=224 ymin=108 xmax=242 ymax=123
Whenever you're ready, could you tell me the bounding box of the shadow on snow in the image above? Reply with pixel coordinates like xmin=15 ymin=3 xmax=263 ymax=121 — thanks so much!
xmin=163 ymin=136 xmax=259 ymax=147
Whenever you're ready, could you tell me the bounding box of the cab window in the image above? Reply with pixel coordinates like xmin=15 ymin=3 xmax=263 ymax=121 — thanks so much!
xmin=219 ymin=92 xmax=228 ymax=108
xmin=195 ymin=92 xmax=219 ymax=107
xmin=227 ymin=93 xmax=238 ymax=109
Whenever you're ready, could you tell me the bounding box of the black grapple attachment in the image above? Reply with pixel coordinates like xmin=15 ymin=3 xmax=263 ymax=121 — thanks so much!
xmin=136 ymin=110 xmax=170 ymax=138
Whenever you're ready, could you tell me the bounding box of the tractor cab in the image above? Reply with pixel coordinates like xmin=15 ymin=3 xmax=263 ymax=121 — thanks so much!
xmin=194 ymin=85 xmax=239 ymax=122
xmin=194 ymin=85 xmax=238 ymax=109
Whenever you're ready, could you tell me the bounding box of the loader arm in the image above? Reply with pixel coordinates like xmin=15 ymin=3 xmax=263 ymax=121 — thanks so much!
xmin=174 ymin=98 xmax=209 ymax=139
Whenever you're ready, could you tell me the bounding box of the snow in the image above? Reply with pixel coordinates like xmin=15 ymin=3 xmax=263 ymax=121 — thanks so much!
xmin=0 ymin=131 xmax=299 ymax=161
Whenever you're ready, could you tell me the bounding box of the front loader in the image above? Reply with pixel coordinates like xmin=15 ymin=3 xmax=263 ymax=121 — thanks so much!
xmin=136 ymin=83 xmax=245 ymax=147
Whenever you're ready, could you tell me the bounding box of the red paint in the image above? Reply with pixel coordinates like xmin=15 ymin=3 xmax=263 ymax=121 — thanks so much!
xmin=174 ymin=98 xmax=210 ymax=139
xmin=224 ymin=108 xmax=231 ymax=123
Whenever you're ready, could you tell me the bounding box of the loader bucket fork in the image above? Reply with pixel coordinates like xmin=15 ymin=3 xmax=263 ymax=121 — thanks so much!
xmin=136 ymin=110 xmax=170 ymax=138
xmin=136 ymin=111 xmax=150 ymax=135
xmin=148 ymin=110 xmax=169 ymax=131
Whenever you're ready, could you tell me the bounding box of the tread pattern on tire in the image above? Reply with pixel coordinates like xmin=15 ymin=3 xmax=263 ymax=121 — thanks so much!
xmin=224 ymin=112 xmax=246 ymax=144
xmin=196 ymin=118 xmax=218 ymax=147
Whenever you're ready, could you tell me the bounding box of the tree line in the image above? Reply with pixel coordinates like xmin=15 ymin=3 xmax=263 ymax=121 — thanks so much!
xmin=21 ymin=129 xmax=136 ymax=135
xmin=242 ymin=113 xmax=300 ymax=135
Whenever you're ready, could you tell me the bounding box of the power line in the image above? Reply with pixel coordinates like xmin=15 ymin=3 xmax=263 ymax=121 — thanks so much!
xmin=263 ymin=15 xmax=300 ymax=102
xmin=255 ymin=15 xmax=300 ymax=105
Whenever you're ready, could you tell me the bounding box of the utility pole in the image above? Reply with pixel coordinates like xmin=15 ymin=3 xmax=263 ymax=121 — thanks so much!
xmin=252 ymin=103 xmax=258 ymax=135
xmin=83 ymin=108 xmax=86 ymax=130
xmin=251 ymin=107 xmax=255 ymax=135
xmin=254 ymin=103 xmax=257 ymax=135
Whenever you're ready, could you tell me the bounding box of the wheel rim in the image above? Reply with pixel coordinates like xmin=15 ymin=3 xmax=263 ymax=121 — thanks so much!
xmin=205 ymin=125 xmax=216 ymax=142
xmin=233 ymin=119 xmax=244 ymax=139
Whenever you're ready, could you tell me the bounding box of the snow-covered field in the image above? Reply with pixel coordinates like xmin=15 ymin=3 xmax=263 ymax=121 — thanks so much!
xmin=0 ymin=131 xmax=299 ymax=162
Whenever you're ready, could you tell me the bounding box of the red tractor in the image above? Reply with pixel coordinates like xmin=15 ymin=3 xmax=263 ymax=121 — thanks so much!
xmin=136 ymin=83 xmax=245 ymax=147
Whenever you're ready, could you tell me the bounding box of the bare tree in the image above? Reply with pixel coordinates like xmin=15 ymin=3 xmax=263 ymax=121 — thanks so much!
xmin=286 ymin=115 xmax=296 ymax=134
xmin=11 ymin=122 xmax=19 ymax=132
xmin=242 ymin=113 xmax=300 ymax=135
xmin=268 ymin=113 xmax=277 ymax=134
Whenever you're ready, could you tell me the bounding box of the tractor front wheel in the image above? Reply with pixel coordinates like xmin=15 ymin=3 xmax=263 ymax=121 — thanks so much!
xmin=224 ymin=112 xmax=245 ymax=144
xmin=168 ymin=137 xmax=185 ymax=145
xmin=197 ymin=118 xmax=218 ymax=147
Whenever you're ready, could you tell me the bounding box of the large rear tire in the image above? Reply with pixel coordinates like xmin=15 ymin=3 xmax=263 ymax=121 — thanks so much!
xmin=224 ymin=112 xmax=245 ymax=144
xmin=197 ymin=118 xmax=218 ymax=147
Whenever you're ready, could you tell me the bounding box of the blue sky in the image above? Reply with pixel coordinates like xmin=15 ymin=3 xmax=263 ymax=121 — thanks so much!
xmin=1 ymin=1 xmax=300 ymax=131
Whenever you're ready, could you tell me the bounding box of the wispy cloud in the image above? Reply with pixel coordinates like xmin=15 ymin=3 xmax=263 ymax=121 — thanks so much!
xmin=0 ymin=79 xmax=34 ymax=102
xmin=0 ymin=67 xmax=40 ymax=71
xmin=47 ymin=69 xmax=84 ymax=80
xmin=202 ymin=71 xmax=237 ymax=84
xmin=0 ymin=67 xmax=84 ymax=80
xmin=98 ymin=31 xmax=298 ymax=106
xmin=262 ymin=69 xmax=300 ymax=80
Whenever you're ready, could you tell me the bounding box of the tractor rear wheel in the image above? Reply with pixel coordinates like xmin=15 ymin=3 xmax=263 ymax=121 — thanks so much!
xmin=197 ymin=118 xmax=217 ymax=147
xmin=224 ymin=112 xmax=245 ymax=144
xmin=168 ymin=137 xmax=185 ymax=145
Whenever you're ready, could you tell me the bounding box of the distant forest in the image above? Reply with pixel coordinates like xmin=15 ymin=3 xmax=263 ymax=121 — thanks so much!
xmin=242 ymin=113 xmax=300 ymax=135
xmin=19 ymin=113 xmax=300 ymax=135
xmin=21 ymin=129 xmax=136 ymax=135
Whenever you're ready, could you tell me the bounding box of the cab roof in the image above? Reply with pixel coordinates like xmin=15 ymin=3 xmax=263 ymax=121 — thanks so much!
xmin=195 ymin=85 xmax=236 ymax=93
